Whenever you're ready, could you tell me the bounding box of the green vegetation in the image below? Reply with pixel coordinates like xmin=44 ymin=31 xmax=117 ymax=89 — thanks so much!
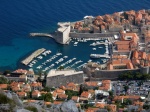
xmin=0 ymin=76 xmax=8 ymax=84
xmin=65 ymin=90 xmax=79 ymax=99
xmin=42 ymin=87 xmax=50 ymax=92
xmin=58 ymin=66 xmax=64 ymax=70
xmin=143 ymin=104 xmax=150 ymax=110
xmin=25 ymin=106 xmax=38 ymax=112
xmin=115 ymin=99 xmax=132 ymax=109
xmin=3 ymin=70 xmax=11 ymax=75
xmin=81 ymin=104 xmax=94 ymax=109
xmin=0 ymin=93 xmax=16 ymax=111
xmin=82 ymin=24 xmax=88 ymax=28
xmin=79 ymin=84 xmax=88 ymax=95
xmin=124 ymin=85 xmax=129 ymax=93
xmin=0 ymin=93 xmax=13 ymax=104
xmin=118 ymin=72 xmax=150 ymax=80
xmin=44 ymin=93 xmax=53 ymax=102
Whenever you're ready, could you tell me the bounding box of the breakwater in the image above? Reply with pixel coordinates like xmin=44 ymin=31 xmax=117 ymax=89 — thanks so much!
xmin=21 ymin=48 xmax=46 ymax=65
xmin=30 ymin=33 xmax=53 ymax=38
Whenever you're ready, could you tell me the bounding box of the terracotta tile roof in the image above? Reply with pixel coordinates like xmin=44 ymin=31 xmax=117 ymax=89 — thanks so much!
xmin=17 ymin=91 xmax=27 ymax=97
xmin=95 ymin=103 xmax=106 ymax=108
xmin=55 ymin=89 xmax=65 ymax=94
xmin=125 ymin=10 xmax=135 ymax=16
xmin=133 ymin=50 xmax=139 ymax=59
xmin=22 ymin=84 xmax=31 ymax=92
xmin=40 ymin=91 xmax=47 ymax=94
xmin=32 ymin=90 xmax=40 ymax=96
xmin=113 ymin=55 xmax=128 ymax=59
xmin=30 ymin=82 xmax=42 ymax=87
xmin=13 ymin=69 xmax=27 ymax=74
xmin=112 ymin=59 xmax=122 ymax=65
xmin=59 ymin=85 xmax=66 ymax=90
xmin=85 ymin=82 xmax=98 ymax=87
xmin=99 ymin=80 xmax=111 ymax=91
xmin=115 ymin=40 xmax=130 ymax=45
xmin=80 ymin=91 xmax=90 ymax=98
xmin=122 ymin=59 xmax=131 ymax=64
xmin=10 ymin=82 xmax=20 ymax=87
xmin=57 ymin=94 xmax=68 ymax=99
xmin=12 ymin=87 xmax=20 ymax=91
xmin=44 ymin=102 xmax=51 ymax=105
xmin=141 ymin=52 xmax=146 ymax=59
xmin=107 ymin=104 xmax=117 ymax=112
xmin=117 ymin=45 xmax=129 ymax=51
xmin=102 ymin=80 xmax=111 ymax=84
xmin=132 ymin=59 xmax=140 ymax=65
xmin=27 ymin=71 xmax=34 ymax=74
xmin=86 ymin=107 xmax=99 ymax=112
xmin=134 ymin=101 xmax=144 ymax=106
xmin=0 ymin=84 xmax=8 ymax=89
xmin=107 ymin=64 xmax=113 ymax=70
xmin=53 ymin=101 xmax=62 ymax=105
xmin=127 ymin=62 xmax=134 ymax=69
xmin=88 ymin=89 xmax=95 ymax=94
xmin=114 ymin=95 xmax=140 ymax=101
xmin=71 ymin=96 xmax=79 ymax=101
xmin=66 ymin=82 xmax=78 ymax=91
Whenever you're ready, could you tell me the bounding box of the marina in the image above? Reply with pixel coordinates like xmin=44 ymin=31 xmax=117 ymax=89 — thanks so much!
xmin=20 ymin=37 xmax=112 ymax=72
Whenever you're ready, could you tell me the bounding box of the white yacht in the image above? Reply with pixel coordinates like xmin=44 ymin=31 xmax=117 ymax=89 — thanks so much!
xmin=93 ymin=48 xmax=96 ymax=50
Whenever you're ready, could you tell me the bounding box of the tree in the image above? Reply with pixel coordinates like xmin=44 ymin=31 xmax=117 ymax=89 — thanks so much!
xmin=44 ymin=93 xmax=53 ymax=102
xmin=42 ymin=87 xmax=50 ymax=92
xmin=109 ymin=91 xmax=113 ymax=97
xmin=58 ymin=66 xmax=64 ymax=70
xmin=143 ymin=104 xmax=150 ymax=110
xmin=0 ymin=76 xmax=8 ymax=84
xmin=123 ymin=99 xmax=132 ymax=105
xmin=3 ymin=70 xmax=11 ymax=75
xmin=79 ymin=84 xmax=88 ymax=95
xmin=124 ymin=85 xmax=129 ymax=93
xmin=65 ymin=90 xmax=79 ymax=99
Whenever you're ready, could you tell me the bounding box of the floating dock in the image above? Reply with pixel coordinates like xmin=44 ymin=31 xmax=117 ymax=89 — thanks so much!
xmin=21 ymin=48 xmax=46 ymax=65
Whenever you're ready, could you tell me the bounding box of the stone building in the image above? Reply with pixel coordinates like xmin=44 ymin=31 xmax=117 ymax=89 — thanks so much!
xmin=46 ymin=69 xmax=84 ymax=87
xmin=55 ymin=22 xmax=71 ymax=44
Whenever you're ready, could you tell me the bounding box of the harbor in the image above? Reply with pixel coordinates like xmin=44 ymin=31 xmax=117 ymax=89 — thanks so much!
xmin=20 ymin=36 xmax=112 ymax=72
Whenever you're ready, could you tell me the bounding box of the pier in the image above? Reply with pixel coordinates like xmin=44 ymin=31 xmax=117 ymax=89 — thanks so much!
xmin=22 ymin=48 xmax=46 ymax=65
xmin=30 ymin=33 xmax=53 ymax=38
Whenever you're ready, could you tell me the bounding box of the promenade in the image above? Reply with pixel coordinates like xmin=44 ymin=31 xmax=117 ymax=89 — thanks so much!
xmin=21 ymin=48 xmax=46 ymax=65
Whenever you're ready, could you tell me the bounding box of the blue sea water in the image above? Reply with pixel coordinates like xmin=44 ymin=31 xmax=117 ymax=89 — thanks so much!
xmin=0 ymin=0 xmax=149 ymax=71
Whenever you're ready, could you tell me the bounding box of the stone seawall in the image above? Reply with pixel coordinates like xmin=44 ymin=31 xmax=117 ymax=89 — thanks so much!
xmin=69 ymin=32 xmax=119 ymax=38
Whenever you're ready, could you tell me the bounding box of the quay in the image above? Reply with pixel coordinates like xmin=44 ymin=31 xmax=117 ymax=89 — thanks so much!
xmin=30 ymin=33 xmax=53 ymax=38
xmin=21 ymin=48 xmax=46 ymax=65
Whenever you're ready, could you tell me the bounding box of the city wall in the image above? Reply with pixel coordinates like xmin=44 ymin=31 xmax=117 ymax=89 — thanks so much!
xmin=69 ymin=32 xmax=119 ymax=38
xmin=91 ymin=68 xmax=140 ymax=81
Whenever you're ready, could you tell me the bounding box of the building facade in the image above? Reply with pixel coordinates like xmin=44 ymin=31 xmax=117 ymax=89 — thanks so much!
xmin=46 ymin=69 xmax=84 ymax=87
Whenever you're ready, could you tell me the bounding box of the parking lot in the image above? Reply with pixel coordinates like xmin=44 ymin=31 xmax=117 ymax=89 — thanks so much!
xmin=112 ymin=81 xmax=150 ymax=97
